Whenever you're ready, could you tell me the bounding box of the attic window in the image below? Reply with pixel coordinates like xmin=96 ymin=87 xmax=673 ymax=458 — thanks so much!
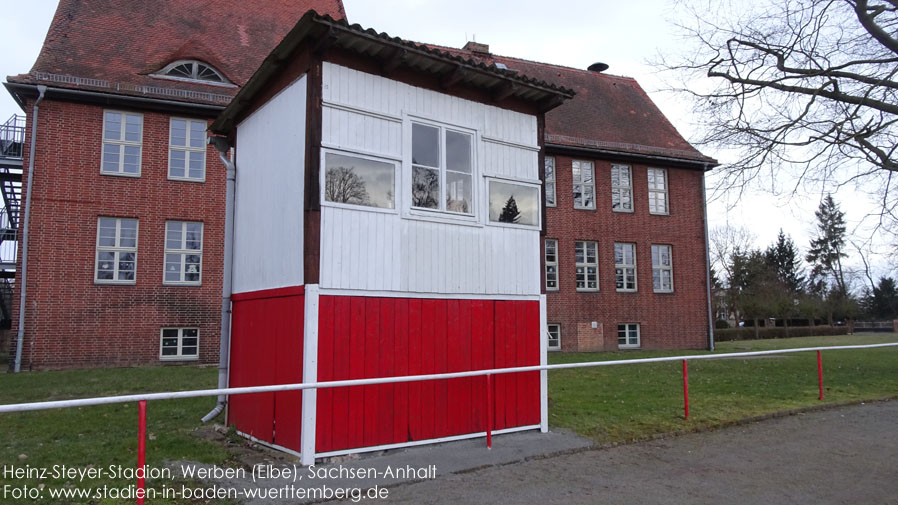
xmin=154 ymin=60 xmax=232 ymax=85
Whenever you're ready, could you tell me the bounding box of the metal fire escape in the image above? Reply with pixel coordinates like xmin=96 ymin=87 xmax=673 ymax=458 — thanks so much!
xmin=0 ymin=114 xmax=24 ymax=329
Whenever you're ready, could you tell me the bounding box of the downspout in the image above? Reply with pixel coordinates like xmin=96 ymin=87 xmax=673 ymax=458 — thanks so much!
xmin=13 ymin=85 xmax=47 ymax=373
xmin=202 ymin=136 xmax=236 ymax=422
xmin=702 ymin=168 xmax=715 ymax=351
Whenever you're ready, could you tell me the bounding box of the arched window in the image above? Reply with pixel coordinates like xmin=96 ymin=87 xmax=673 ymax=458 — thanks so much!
xmin=154 ymin=60 xmax=231 ymax=85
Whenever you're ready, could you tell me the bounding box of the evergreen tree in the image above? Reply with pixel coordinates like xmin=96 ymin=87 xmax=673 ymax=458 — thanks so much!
xmin=871 ymin=277 xmax=898 ymax=319
xmin=764 ymin=229 xmax=805 ymax=294
xmin=498 ymin=195 xmax=521 ymax=223
xmin=806 ymin=195 xmax=848 ymax=298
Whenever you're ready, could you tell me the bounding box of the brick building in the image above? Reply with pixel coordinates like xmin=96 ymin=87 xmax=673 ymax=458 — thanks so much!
xmin=4 ymin=1 xmax=713 ymax=370
xmin=3 ymin=0 xmax=346 ymax=369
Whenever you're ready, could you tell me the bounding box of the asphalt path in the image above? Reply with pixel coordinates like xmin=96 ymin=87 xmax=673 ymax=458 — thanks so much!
xmin=332 ymin=400 xmax=898 ymax=505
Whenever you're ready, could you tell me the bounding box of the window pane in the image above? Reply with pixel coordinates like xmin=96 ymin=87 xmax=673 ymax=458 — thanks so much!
xmin=189 ymin=121 xmax=206 ymax=148
xmin=104 ymin=112 xmax=122 ymax=140
xmin=446 ymin=172 xmax=472 ymax=213
xmin=124 ymin=115 xmax=141 ymax=142
xmin=123 ymin=145 xmax=140 ymax=174
xmin=102 ymin=144 xmax=120 ymax=172
xmin=489 ymin=181 xmax=538 ymax=226
xmin=545 ymin=157 xmax=555 ymax=181
xmin=170 ymin=119 xmax=187 ymax=146
xmin=446 ymin=130 xmax=472 ymax=174
xmin=412 ymin=123 xmax=440 ymax=168
xmin=411 ymin=166 xmax=440 ymax=209
xmin=324 ymin=153 xmax=395 ymax=209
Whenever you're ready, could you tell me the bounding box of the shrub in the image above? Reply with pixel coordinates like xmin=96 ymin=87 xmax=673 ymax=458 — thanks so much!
xmin=714 ymin=325 xmax=849 ymax=342
xmin=715 ymin=319 xmax=731 ymax=329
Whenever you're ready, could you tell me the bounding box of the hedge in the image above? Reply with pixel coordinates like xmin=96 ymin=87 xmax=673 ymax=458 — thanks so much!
xmin=714 ymin=325 xmax=850 ymax=341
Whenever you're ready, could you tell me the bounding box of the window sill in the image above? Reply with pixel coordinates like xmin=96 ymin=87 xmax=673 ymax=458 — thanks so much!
xmin=576 ymin=289 xmax=600 ymax=293
xmin=573 ymin=206 xmax=596 ymax=211
xmin=100 ymin=171 xmax=141 ymax=178
xmin=616 ymin=289 xmax=638 ymax=294
xmin=487 ymin=220 xmax=540 ymax=231
xmin=612 ymin=208 xmax=635 ymax=214
xmin=548 ymin=347 xmax=561 ymax=352
xmin=653 ymin=290 xmax=675 ymax=295
xmin=322 ymin=201 xmax=398 ymax=215
xmin=168 ymin=176 xmax=206 ymax=183
xmin=163 ymin=282 xmax=203 ymax=287
xmin=649 ymin=212 xmax=670 ymax=217
xmin=160 ymin=356 xmax=199 ymax=362
xmin=618 ymin=345 xmax=641 ymax=350
xmin=94 ymin=280 xmax=137 ymax=286
xmin=403 ymin=209 xmax=483 ymax=228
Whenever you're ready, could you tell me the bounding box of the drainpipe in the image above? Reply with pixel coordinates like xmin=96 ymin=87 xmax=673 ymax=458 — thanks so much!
xmin=202 ymin=136 xmax=236 ymax=422
xmin=13 ymin=85 xmax=47 ymax=373
xmin=701 ymin=168 xmax=715 ymax=351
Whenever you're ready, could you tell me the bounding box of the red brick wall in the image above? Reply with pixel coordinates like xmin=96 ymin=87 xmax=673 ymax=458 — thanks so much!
xmin=10 ymin=99 xmax=224 ymax=369
xmin=544 ymin=155 xmax=711 ymax=351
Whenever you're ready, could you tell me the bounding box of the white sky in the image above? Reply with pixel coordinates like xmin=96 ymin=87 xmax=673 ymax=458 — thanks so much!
xmin=1 ymin=0 xmax=893 ymax=285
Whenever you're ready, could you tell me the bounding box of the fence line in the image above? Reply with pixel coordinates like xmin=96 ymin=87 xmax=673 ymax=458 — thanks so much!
xmin=1 ymin=342 xmax=896 ymax=414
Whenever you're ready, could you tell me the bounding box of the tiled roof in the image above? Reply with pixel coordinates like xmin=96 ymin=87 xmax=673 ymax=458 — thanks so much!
xmin=433 ymin=45 xmax=716 ymax=165
xmin=6 ymin=0 xmax=346 ymax=105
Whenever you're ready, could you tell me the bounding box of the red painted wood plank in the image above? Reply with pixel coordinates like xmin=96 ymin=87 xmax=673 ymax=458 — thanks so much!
xmin=331 ymin=296 xmax=352 ymax=452
xmin=483 ymin=300 xmax=495 ymax=433
xmin=379 ymin=298 xmax=395 ymax=446
xmin=274 ymin=295 xmax=304 ymax=452
xmin=420 ymin=299 xmax=437 ymax=440
xmin=363 ymin=298 xmax=380 ymax=447
xmin=228 ymin=297 xmax=277 ymax=443
xmin=407 ymin=298 xmax=423 ymax=441
xmin=434 ymin=299 xmax=449 ymax=438
xmin=459 ymin=298 xmax=473 ymax=433
xmin=316 ymin=295 xmax=335 ymax=452
xmin=470 ymin=300 xmax=485 ymax=431
xmin=446 ymin=299 xmax=463 ymax=436
xmin=394 ymin=298 xmax=410 ymax=444
xmin=493 ymin=300 xmax=507 ymax=430
xmin=504 ymin=301 xmax=518 ymax=429
xmin=347 ymin=297 xmax=366 ymax=450
xmin=515 ymin=301 xmax=531 ymax=427
xmin=525 ymin=300 xmax=542 ymax=425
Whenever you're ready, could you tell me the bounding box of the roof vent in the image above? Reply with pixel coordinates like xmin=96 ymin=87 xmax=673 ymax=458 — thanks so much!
xmin=463 ymin=41 xmax=490 ymax=55
xmin=588 ymin=62 xmax=610 ymax=73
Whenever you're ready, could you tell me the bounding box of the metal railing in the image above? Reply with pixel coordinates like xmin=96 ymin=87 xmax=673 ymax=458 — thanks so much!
xmin=0 ymin=342 xmax=896 ymax=503
xmin=0 ymin=115 xmax=25 ymax=159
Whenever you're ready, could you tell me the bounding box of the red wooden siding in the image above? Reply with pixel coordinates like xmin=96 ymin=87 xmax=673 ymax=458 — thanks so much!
xmin=316 ymin=295 xmax=540 ymax=453
xmin=227 ymin=288 xmax=304 ymax=451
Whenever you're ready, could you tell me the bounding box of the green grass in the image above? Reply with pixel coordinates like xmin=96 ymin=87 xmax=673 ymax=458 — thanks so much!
xmin=548 ymin=333 xmax=898 ymax=443
xmin=0 ymin=366 xmax=234 ymax=504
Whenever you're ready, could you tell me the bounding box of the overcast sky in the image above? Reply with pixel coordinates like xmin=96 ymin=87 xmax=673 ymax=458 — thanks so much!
xmin=1 ymin=0 xmax=892 ymax=284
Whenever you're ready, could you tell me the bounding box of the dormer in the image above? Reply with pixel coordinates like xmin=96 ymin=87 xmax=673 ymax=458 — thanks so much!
xmin=151 ymin=60 xmax=235 ymax=87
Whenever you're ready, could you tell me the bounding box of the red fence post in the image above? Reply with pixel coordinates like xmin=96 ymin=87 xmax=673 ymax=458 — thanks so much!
xmin=682 ymin=360 xmax=690 ymax=420
xmin=137 ymin=400 xmax=146 ymax=505
xmin=817 ymin=350 xmax=824 ymax=401
xmin=486 ymin=374 xmax=492 ymax=449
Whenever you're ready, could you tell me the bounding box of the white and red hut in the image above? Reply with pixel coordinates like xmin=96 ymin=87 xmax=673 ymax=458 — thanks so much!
xmin=210 ymin=12 xmax=573 ymax=462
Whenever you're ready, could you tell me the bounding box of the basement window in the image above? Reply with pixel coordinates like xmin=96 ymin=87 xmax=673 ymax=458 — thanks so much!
xmin=160 ymin=328 xmax=199 ymax=360
xmin=618 ymin=323 xmax=640 ymax=349
xmin=547 ymin=324 xmax=561 ymax=351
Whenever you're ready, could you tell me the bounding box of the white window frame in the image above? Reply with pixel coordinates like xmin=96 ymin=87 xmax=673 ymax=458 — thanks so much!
xmin=575 ymin=240 xmax=599 ymax=291
xmin=151 ymin=60 xmax=236 ymax=88
xmin=611 ymin=164 xmax=634 ymax=212
xmin=545 ymin=156 xmax=557 ymax=207
xmin=618 ymin=323 xmax=641 ymax=349
xmin=163 ymin=221 xmax=204 ymax=286
xmin=101 ymin=110 xmax=142 ymax=177
xmin=159 ymin=327 xmax=199 ymax=361
xmin=320 ymin=148 xmax=399 ymax=215
xmin=547 ymin=324 xmax=561 ymax=351
xmin=652 ymin=244 xmax=675 ymax=293
xmin=572 ymin=159 xmax=595 ymax=210
xmin=648 ymin=168 xmax=669 ymax=215
xmin=614 ymin=242 xmax=637 ymax=292
xmin=94 ymin=217 xmax=138 ymax=285
xmin=405 ymin=116 xmax=479 ymax=224
xmin=485 ymin=177 xmax=542 ymax=230
xmin=545 ymin=239 xmax=559 ymax=291
xmin=168 ymin=118 xmax=207 ymax=182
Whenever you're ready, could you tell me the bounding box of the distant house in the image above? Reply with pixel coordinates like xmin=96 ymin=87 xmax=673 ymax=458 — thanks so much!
xmin=210 ymin=12 xmax=573 ymax=459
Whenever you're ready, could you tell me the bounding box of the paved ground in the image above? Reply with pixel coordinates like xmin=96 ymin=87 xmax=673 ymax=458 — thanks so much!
xmin=322 ymin=400 xmax=898 ymax=504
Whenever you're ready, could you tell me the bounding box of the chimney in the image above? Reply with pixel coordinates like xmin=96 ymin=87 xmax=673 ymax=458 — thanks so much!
xmin=588 ymin=62 xmax=610 ymax=73
xmin=463 ymin=41 xmax=490 ymax=56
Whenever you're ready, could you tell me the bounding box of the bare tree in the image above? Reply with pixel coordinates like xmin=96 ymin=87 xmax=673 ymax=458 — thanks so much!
xmin=325 ymin=166 xmax=370 ymax=206
xmin=660 ymin=0 xmax=898 ymax=229
xmin=709 ymin=224 xmax=756 ymax=280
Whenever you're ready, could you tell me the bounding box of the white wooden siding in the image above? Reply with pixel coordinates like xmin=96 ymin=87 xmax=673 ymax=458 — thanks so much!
xmin=319 ymin=63 xmax=541 ymax=296
xmin=233 ymin=75 xmax=306 ymax=294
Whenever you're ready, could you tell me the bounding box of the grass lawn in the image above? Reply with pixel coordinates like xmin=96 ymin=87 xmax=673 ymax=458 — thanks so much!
xmin=0 ymin=366 xmax=232 ymax=504
xmin=548 ymin=333 xmax=898 ymax=443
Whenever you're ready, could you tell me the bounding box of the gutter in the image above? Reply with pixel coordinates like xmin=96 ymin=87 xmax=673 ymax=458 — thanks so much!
xmin=13 ymin=84 xmax=47 ymax=372
xmin=701 ymin=169 xmax=715 ymax=351
xmin=545 ymin=142 xmax=719 ymax=172
xmin=202 ymin=136 xmax=236 ymax=422
xmin=3 ymin=82 xmax=226 ymax=118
